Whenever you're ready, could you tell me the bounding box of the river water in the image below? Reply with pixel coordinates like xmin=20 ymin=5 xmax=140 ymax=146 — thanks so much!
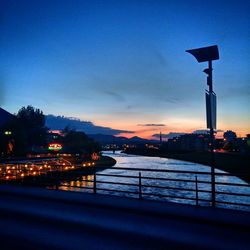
xmin=60 ymin=151 xmax=250 ymax=211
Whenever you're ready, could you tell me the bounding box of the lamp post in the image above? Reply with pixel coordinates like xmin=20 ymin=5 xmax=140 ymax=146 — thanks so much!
xmin=186 ymin=45 xmax=219 ymax=207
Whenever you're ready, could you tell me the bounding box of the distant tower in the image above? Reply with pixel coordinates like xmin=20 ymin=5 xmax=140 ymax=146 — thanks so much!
xmin=112 ymin=136 xmax=115 ymax=154
xmin=159 ymin=131 xmax=162 ymax=145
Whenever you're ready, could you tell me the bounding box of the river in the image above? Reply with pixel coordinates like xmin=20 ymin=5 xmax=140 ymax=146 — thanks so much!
xmin=60 ymin=151 xmax=250 ymax=211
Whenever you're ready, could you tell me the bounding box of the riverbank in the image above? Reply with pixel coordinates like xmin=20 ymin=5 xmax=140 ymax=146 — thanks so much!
xmin=124 ymin=149 xmax=250 ymax=184
xmin=95 ymin=155 xmax=117 ymax=167
xmin=3 ymin=155 xmax=116 ymax=187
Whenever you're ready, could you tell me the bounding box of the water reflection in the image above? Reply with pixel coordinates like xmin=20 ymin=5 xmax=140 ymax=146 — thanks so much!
xmin=60 ymin=175 xmax=94 ymax=193
xmin=60 ymin=151 xmax=250 ymax=211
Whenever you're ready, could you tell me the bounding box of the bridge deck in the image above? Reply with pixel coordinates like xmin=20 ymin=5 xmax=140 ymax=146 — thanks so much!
xmin=0 ymin=185 xmax=249 ymax=249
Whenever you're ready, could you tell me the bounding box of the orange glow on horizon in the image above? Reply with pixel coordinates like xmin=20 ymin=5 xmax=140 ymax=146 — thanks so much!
xmin=94 ymin=116 xmax=250 ymax=140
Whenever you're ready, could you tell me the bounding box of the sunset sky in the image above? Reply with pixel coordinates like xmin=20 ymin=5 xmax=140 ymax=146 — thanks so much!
xmin=1 ymin=0 xmax=250 ymax=138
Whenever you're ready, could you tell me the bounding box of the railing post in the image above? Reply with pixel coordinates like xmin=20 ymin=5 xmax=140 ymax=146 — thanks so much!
xmin=210 ymin=148 xmax=217 ymax=208
xmin=55 ymin=172 xmax=59 ymax=190
xmin=195 ymin=175 xmax=199 ymax=206
xmin=93 ymin=172 xmax=97 ymax=194
xmin=139 ymin=172 xmax=142 ymax=199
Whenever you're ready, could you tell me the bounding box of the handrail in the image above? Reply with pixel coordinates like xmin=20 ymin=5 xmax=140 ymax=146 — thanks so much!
xmin=1 ymin=164 xmax=249 ymax=211
xmin=48 ymin=168 xmax=250 ymax=211
xmin=95 ymin=166 xmax=249 ymax=177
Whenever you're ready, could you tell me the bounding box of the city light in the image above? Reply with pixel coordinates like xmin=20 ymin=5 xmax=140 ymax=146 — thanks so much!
xmin=48 ymin=143 xmax=63 ymax=151
xmin=0 ymin=158 xmax=86 ymax=181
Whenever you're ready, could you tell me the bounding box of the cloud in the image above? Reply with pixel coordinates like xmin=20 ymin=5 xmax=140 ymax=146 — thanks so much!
xmin=137 ymin=124 xmax=166 ymax=127
xmin=154 ymin=50 xmax=167 ymax=67
xmin=152 ymin=132 xmax=186 ymax=139
xmin=163 ymin=97 xmax=181 ymax=104
xmin=46 ymin=115 xmax=134 ymax=135
xmin=136 ymin=127 xmax=162 ymax=134
xmin=126 ymin=105 xmax=133 ymax=110
xmin=102 ymin=90 xmax=126 ymax=102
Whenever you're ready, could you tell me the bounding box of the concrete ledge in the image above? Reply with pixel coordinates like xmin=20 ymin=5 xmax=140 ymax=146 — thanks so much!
xmin=0 ymin=185 xmax=249 ymax=249
xmin=0 ymin=184 xmax=249 ymax=227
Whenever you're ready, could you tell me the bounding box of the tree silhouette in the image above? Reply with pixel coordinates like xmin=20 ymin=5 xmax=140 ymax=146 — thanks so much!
xmin=16 ymin=106 xmax=48 ymax=149
xmin=62 ymin=128 xmax=101 ymax=154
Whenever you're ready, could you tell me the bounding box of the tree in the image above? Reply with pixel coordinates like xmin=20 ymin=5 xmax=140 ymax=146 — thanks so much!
xmin=1 ymin=105 xmax=48 ymax=156
xmin=16 ymin=105 xmax=48 ymax=149
xmin=223 ymin=130 xmax=237 ymax=142
xmin=62 ymin=128 xmax=101 ymax=154
xmin=63 ymin=130 xmax=88 ymax=153
xmin=223 ymin=130 xmax=237 ymax=151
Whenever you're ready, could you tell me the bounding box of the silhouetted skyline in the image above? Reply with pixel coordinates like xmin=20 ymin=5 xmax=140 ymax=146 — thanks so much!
xmin=1 ymin=0 xmax=249 ymax=138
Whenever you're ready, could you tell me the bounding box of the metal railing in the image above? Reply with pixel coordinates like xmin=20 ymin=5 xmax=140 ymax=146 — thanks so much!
xmin=57 ymin=167 xmax=250 ymax=211
xmin=1 ymin=163 xmax=249 ymax=211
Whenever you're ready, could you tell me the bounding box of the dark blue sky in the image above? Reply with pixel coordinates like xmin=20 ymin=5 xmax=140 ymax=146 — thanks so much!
xmin=1 ymin=0 xmax=249 ymax=138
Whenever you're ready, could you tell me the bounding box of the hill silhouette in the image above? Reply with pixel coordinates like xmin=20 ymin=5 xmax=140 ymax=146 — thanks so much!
xmin=46 ymin=115 xmax=134 ymax=136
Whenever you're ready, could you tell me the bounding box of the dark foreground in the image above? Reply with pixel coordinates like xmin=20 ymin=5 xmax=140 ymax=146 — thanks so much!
xmin=0 ymin=185 xmax=249 ymax=249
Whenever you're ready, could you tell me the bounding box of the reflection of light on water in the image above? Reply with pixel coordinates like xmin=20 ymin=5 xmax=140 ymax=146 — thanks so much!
xmin=60 ymin=151 xmax=250 ymax=211
xmin=59 ymin=175 xmax=94 ymax=192
xmin=82 ymin=175 xmax=93 ymax=187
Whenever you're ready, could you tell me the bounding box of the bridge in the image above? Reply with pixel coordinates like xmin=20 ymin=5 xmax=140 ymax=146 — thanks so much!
xmin=0 ymin=185 xmax=249 ymax=249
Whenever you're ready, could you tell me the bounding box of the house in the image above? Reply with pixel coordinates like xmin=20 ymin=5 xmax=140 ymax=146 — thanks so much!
xmin=0 ymin=107 xmax=14 ymax=128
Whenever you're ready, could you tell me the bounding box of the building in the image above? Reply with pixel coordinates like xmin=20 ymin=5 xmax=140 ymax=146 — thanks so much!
xmin=0 ymin=108 xmax=14 ymax=128
xmin=168 ymin=133 xmax=210 ymax=152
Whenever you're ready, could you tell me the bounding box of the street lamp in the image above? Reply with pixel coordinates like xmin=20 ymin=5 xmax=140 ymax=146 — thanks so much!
xmin=4 ymin=131 xmax=12 ymax=135
xmin=186 ymin=45 xmax=219 ymax=207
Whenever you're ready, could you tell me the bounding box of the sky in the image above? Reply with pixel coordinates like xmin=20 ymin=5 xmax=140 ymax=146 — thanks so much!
xmin=1 ymin=0 xmax=250 ymax=138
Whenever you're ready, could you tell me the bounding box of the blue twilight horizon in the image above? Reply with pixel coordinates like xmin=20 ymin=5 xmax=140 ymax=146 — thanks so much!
xmin=1 ymin=0 xmax=249 ymax=138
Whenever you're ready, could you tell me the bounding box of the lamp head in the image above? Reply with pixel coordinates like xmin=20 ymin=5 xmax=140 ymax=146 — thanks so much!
xmin=186 ymin=45 xmax=219 ymax=63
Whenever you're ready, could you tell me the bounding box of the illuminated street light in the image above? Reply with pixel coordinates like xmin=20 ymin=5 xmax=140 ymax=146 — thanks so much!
xmin=186 ymin=45 xmax=219 ymax=207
